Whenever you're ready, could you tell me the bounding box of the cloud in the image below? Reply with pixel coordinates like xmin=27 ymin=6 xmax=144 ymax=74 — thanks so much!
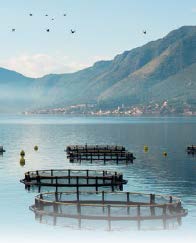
xmin=90 ymin=55 xmax=111 ymax=62
xmin=0 ymin=54 xmax=90 ymax=78
xmin=0 ymin=53 xmax=111 ymax=78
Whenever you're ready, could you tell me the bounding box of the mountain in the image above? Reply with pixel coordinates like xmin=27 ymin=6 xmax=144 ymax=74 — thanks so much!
xmin=0 ymin=25 xmax=196 ymax=114
xmin=0 ymin=68 xmax=35 ymax=112
xmin=98 ymin=26 xmax=196 ymax=106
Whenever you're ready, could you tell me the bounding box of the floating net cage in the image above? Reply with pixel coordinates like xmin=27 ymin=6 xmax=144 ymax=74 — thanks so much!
xmin=20 ymin=169 xmax=127 ymax=192
xmin=66 ymin=145 xmax=136 ymax=164
xmin=187 ymin=145 xmax=196 ymax=154
xmin=30 ymin=191 xmax=187 ymax=231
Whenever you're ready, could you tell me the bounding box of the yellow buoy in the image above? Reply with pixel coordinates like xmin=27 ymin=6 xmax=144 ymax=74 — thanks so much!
xmin=34 ymin=145 xmax=38 ymax=151
xmin=20 ymin=150 xmax=25 ymax=157
xmin=20 ymin=157 xmax=25 ymax=166
xmin=163 ymin=152 xmax=167 ymax=157
xmin=144 ymin=145 xmax=149 ymax=152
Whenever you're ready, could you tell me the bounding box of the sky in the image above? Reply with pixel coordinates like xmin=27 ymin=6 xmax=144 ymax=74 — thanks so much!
xmin=0 ymin=0 xmax=195 ymax=78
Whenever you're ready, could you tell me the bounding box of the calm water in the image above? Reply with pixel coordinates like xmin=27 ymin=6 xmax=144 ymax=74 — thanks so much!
xmin=0 ymin=115 xmax=195 ymax=243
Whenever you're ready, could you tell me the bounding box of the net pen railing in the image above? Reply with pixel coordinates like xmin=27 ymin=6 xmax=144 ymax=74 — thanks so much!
xmin=66 ymin=145 xmax=126 ymax=153
xmin=20 ymin=169 xmax=126 ymax=191
xmin=24 ymin=169 xmax=123 ymax=178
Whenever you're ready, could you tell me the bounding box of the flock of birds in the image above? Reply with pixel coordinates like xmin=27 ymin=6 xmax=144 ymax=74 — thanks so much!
xmin=11 ymin=13 xmax=147 ymax=35
xmin=11 ymin=13 xmax=76 ymax=34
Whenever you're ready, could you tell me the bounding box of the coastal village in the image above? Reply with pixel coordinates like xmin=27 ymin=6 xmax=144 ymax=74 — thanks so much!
xmin=25 ymin=100 xmax=196 ymax=116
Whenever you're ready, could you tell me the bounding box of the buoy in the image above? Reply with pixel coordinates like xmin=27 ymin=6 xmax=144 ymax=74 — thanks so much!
xmin=20 ymin=157 xmax=25 ymax=166
xmin=163 ymin=152 xmax=167 ymax=157
xmin=34 ymin=145 xmax=38 ymax=151
xmin=20 ymin=150 xmax=25 ymax=157
xmin=144 ymin=145 xmax=149 ymax=152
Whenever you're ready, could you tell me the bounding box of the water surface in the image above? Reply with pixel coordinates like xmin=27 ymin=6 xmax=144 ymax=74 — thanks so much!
xmin=0 ymin=115 xmax=195 ymax=242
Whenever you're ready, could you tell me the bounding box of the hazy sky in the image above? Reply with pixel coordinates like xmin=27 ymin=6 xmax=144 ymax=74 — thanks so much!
xmin=0 ymin=0 xmax=195 ymax=77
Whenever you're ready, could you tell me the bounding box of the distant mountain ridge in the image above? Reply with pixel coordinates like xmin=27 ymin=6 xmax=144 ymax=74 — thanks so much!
xmin=0 ymin=25 xmax=195 ymax=113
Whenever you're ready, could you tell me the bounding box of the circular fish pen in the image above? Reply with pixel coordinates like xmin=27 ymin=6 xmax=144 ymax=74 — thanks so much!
xmin=20 ymin=169 xmax=127 ymax=192
xmin=66 ymin=144 xmax=136 ymax=164
xmin=30 ymin=191 xmax=187 ymax=231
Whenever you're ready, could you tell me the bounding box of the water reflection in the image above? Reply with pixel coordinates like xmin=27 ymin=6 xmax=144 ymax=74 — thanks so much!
xmin=30 ymin=191 xmax=188 ymax=232
xmin=24 ymin=185 xmax=124 ymax=193
xmin=31 ymin=205 xmax=185 ymax=231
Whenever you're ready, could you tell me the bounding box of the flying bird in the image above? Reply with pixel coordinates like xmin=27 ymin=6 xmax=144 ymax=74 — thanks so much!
xmin=143 ymin=30 xmax=147 ymax=34
xmin=46 ymin=29 xmax=50 ymax=32
xmin=51 ymin=18 xmax=55 ymax=20
xmin=45 ymin=14 xmax=48 ymax=16
xmin=63 ymin=14 xmax=66 ymax=16
xmin=29 ymin=13 xmax=33 ymax=16
xmin=71 ymin=29 xmax=76 ymax=34
xmin=12 ymin=28 xmax=16 ymax=32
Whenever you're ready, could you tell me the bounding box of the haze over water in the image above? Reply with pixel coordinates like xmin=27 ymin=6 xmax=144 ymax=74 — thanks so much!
xmin=0 ymin=115 xmax=195 ymax=243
